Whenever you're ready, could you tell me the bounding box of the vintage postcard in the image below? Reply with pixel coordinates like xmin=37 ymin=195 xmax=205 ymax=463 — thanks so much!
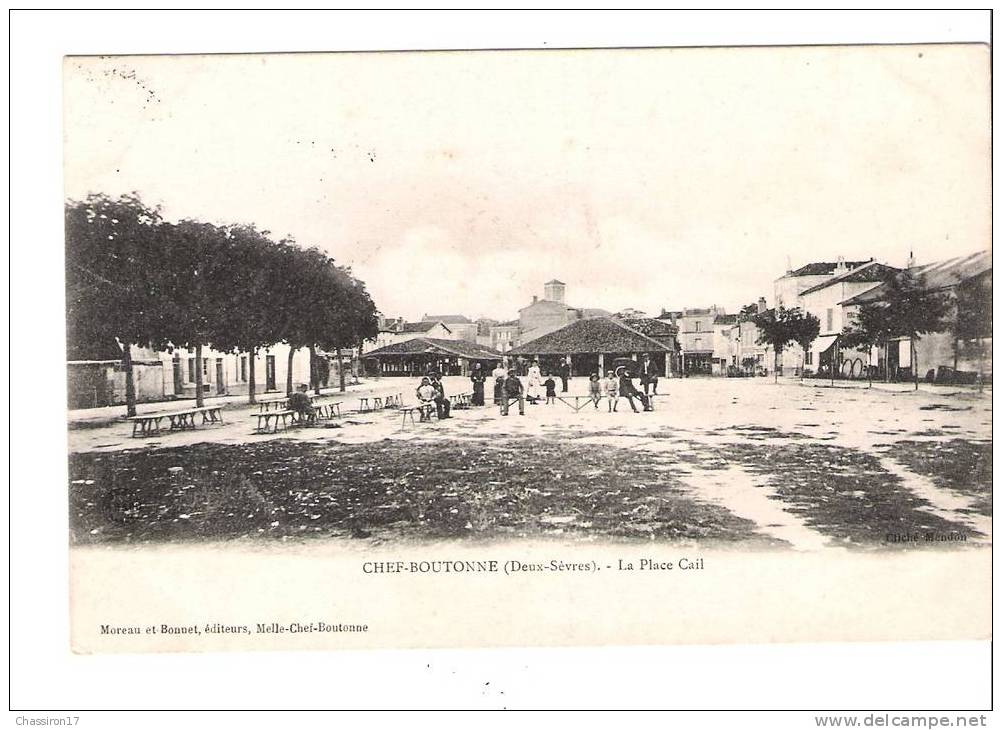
xmin=63 ymin=44 xmax=991 ymax=653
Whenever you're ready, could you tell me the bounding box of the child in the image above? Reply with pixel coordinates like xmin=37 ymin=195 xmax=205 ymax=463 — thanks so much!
xmin=603 ymin=370 xmax=619 ymax=412
xmin=543 ymin=374 xmax=557 ymax=404
xmin=588 ymin=373 xmax=602 ymax=408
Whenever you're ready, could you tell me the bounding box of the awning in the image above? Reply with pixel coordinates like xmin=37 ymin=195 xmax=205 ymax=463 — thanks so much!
xmin=815 ymin=334 xmax=839 ymax=354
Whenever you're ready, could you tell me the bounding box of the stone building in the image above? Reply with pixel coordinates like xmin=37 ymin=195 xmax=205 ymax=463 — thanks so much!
xmin=517 ymin=279 xmax=610 ymax=345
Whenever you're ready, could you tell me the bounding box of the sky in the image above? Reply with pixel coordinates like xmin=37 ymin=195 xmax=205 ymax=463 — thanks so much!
xmin=63 ymin=45 xmax=990 ymax=323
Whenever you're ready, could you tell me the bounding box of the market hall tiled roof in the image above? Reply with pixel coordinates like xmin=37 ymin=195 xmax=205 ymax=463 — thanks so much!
xmin=363 ymin=337 xmax=503 ymax=360
xmin=617 ymin=317 xmax=679 ymax=339
xmin=510 ymin=317 xmax=676 ymax=355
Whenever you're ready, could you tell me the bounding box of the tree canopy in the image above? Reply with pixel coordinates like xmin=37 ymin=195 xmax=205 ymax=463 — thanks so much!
xmin=65 ymin=192 xmax=380 ymax=412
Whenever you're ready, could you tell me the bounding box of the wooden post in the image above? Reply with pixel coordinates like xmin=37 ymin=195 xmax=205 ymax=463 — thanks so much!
xmin=598 ymin=352 xmax=605 ymax=375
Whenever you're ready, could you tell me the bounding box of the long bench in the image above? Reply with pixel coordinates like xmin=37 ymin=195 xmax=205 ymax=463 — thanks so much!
xmin=128 ymin=405 xmax=225 ymax=438
xmin=253 ymin=410 xmax=299 ymax=433
xmin=252 ymin=399 xmax=344 ymax=433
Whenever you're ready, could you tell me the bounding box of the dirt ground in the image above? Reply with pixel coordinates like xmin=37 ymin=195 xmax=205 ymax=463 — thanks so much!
xmin=67 ymin=376 xmax=992 ymax=551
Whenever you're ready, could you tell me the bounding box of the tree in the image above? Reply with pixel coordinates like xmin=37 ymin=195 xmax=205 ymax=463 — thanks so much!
xmin=158 ymin=219 xmax=233 ymax=407
xmin=839 ymin=270 xmax=949 ymax=389
xmin=202 ymin=225 xmax=283 ymax=404
xmin=841 ymin=305 xmax=890 ymax=387
xmin=752 ymin=306 xmax=796 ymax=383
xmin=948 ymin=272 xmax=992 ymax=388
xmin=786 ymin=309 xmax=821 ymax=380
xmin=882 ymin=270 xmax=950 ymax=390
xmin=65 ymin=194 xmax=169 ymax=417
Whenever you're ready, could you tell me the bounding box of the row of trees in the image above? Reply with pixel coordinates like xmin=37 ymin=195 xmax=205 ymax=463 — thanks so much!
xmin=841 ymin=269 xmax=990 ymax=389
xmin=66 ymin=193 xmax=379 ymax=416
xmin=748 ymin=269 xmax=990 ymax=389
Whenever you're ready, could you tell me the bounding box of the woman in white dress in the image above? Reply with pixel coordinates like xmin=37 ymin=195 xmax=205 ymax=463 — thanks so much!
xmin=526 ymin=360 xmax=542 ymax=404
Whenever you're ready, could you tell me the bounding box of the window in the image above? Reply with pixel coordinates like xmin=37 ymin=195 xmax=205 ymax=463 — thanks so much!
xmin=240 ymin=356 xmax=248 ymax=382
xmin=805 ymin=351 xmax=813 ymax=365
xmin=826 ymin=308 xmax=833 ymax=331
xmin=202 ymin=358 xmax=209 ymax=377
xmin=695 ymin=321 xmax=701 ymax=332
xmin=694 ymin=338 xmax=702 ymax=350
xmin=187 ymin=358 xmax=195 ymax=382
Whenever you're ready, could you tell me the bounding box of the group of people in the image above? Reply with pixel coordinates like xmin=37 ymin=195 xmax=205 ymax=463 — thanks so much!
xmin=587 ymin=371 xmax=653 ymax=412
xmin=415 ymin=371 xmax=452 ymax=419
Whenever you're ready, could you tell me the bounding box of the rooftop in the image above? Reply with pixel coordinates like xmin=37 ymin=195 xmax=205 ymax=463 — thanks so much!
xmin=799 ymin=261 xmax=900 ymax=297
xmin=781 ymin=260 xmax=872 ymax=278
xmin=399 ymin=321 xmax=453 ymax=334
xmin=363 ymin=337 xmax=503 ymax=360
xmin=510 ymin=317 xmax=675 ymax=355
xmin=841 ymin=250 xmax=991 ymax=306
xmin=422 ymin=314 xmax=473 ymax=324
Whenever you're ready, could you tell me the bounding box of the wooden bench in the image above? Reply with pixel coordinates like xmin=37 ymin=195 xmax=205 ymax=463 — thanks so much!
xmin=449 ymin=392 xmax=474 ymax=410
xmin=313 ymin=400 xmax=343 ymax=420
xmin=258 ymin=397 xmax=290 ymax=412
xmin=129 ymin=405 xmax=224 ymax=437
xmin=400 ymin=402 xmax=437 ymax=428
xmin=253 ymin=409 xmax=298 ymax=433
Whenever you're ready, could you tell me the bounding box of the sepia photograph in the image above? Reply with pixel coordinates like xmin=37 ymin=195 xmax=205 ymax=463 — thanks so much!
xmin=8 ymin=11 xmax=992 ymax=717
xmin=59 ymin=40 xmax=992 ymax=657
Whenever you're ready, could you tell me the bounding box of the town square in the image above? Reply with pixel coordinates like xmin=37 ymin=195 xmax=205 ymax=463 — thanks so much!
xmin=62 ymin=46 xmax=992 ymax=555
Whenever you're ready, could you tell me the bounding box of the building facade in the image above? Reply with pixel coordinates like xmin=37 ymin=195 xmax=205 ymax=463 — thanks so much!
xmin=517 ymin=280 xmax=610 ymax=345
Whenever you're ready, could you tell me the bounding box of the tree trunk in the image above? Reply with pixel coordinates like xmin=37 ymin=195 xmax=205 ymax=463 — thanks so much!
xmin=245 ymin=348 xmax=256 ymax=404
xmin=801 ymin=346 xmax=807 ymax=381
xmin=286 ymin=348 xmax=295 ymax=395
xmin=912 ymin=337 xmax=918 ymax=391
xmin=953 ymin=336 xmax=960 ymax=383
xmin=867 ymin=347 xmax=872 ymax=388
xmin=309 ymin=344 xmax=321 ymax=395
xmin=884 ymin=340 xmax=891 ymax=383
xmin=194 ymin=343 xmax=205 ymax=407
xmin=122 ymin=341 xmax=137 ymax=417
xmin=774 ymin=347 xmax=779 ymax=383
xmin=977 ymin=337 xmax=984 ymax=393
xmin=337 ymin=347 xmax=346 ymax=392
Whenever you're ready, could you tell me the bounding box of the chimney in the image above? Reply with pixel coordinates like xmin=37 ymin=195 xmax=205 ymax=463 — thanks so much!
xmin=834 ymin=256 xmax=846 ymax=274
xmin=757 ymin=297 xmax=767 ymax=313
xmin=907 ymin=248 xmax=915 ymax=269
xmin=532 ymin=295 xmax=538 ymax=304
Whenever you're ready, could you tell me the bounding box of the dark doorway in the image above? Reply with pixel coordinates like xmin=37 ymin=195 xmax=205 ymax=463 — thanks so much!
xmin=266 ymin=355 xmax=277 ymax=391
xmin=215 ymin=358 xmax=225 ymax=394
